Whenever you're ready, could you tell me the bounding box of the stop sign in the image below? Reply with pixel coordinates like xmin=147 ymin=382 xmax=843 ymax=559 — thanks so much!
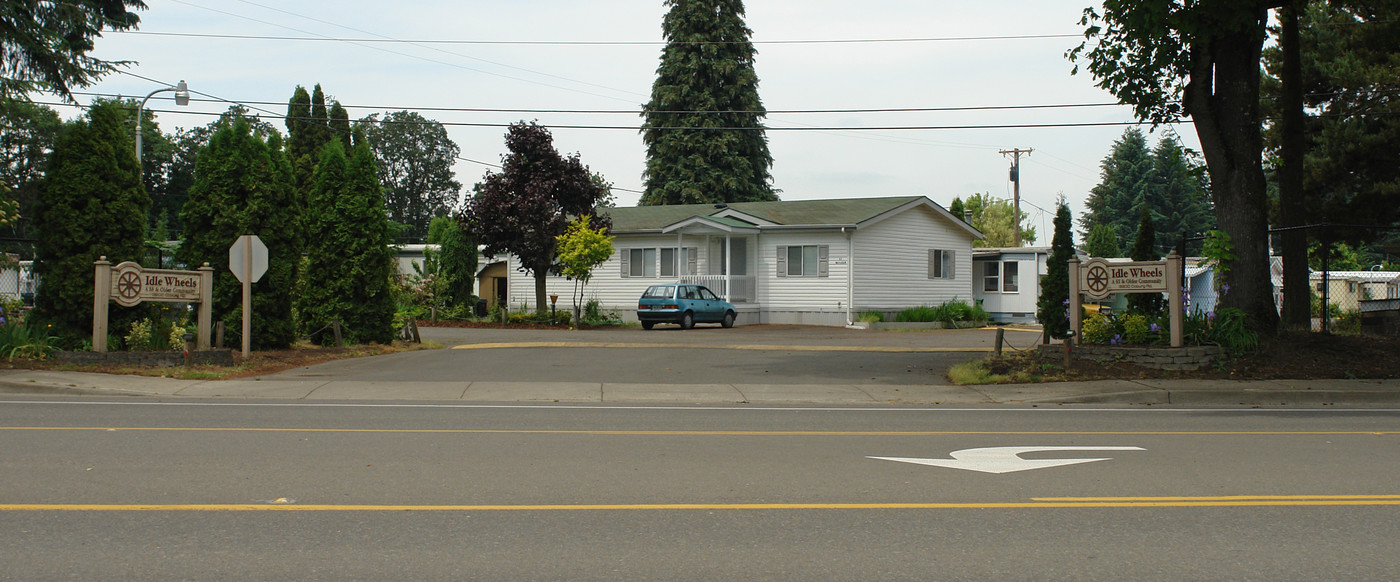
xmin=229 ymin=235 xmax=268 ymax=283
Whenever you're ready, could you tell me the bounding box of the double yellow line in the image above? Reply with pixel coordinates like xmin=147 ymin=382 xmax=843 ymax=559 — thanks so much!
xmin=4 ymin=495 xmax=1399 ymax=512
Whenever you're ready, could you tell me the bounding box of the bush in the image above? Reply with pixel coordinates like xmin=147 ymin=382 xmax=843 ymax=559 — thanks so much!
xmin=1081 ymin=312 xmax=1115 ymax=345
xmin=857 ymin=311 xmax=884 ymax=323
xmin=894 ymin=300 xmax=987 ymax=324
xmin=0 ymin=322 xmax=58 ymax=359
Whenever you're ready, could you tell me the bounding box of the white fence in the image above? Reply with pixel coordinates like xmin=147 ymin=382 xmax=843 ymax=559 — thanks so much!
xmin=679 ymin=275 xmax=755 ymax=303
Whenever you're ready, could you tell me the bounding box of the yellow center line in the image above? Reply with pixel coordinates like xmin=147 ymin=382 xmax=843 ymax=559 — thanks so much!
xmin=1 ymin=427 xmax=1396 ymax=435
xmin=4 ymin=497 xmax=1400 ymax=512
xmin=451 ymin=342 xmax=990 ymax=352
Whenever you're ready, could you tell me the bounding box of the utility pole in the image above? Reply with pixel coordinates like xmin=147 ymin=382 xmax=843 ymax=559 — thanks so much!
xmin=1000 ymin=148 xmax=1032 ymax=247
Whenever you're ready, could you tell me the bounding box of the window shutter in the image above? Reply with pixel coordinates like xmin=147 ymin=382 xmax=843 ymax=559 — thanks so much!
xmin=620 ymin=249 xmax=629 ymax=278
xmin=687 ymin=247 xmax=698 ymax=276
xmin=776 ymin=246 xmax=787 ymax=278
xmin=928 ymin=249 xmax=936 ymax=279
xmin=818 ymin=245 xmax=829 ymax=277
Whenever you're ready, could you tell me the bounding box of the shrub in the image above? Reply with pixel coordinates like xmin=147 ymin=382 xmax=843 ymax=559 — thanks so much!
xmin=1121 ymin=313 xmax=1151 ymax=344
xmin=857 ymin=311 xmax=884 ymax=323
xmin=895 ymin=306 xmax=939 ymax=322
xmin=0 ymin=323 xmax=58 ymax=360
xmin=1081 ymin=312 xmax=1116 ymax=345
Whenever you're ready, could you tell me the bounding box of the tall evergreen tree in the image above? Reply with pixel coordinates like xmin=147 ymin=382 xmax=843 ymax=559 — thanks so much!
xmin=948 ymin=197 xmax=966 ymax=222
xmin=1084 ymin=223 xmax=1122 ymax=258
xmin=427 ymin=216 xmax=477 ymax=309
xmin=640 ymin=0 xmax=775 ymax=205
xmin=176 ymin=120 xmax=299 ymax=349
xmin=31 ymin=100 xmax=150 ymax=341
xmin=328 ymin=101 xmax=351 ymax=150
xmin=1127 ymin=208 xmax=1164 ymax=314
xmin=1081 ymin=128 xmax=1151 ymax=244
xmin=298 ymin=138 xmax=396 ymax=345
xmin=1037 ymin=201 xmax=1075 ymax=339
xmin=1146 ymin=136 xmax=1214 ymax=254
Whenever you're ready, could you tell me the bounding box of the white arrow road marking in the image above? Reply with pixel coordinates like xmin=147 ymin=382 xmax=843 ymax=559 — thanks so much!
xmin=869 ymin=446 xmax=1146 ymax=474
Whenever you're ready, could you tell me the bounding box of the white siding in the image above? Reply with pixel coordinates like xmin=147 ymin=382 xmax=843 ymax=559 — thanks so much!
xmin=973 ymin=251 xmax=1041 ymax=322
xmin=502 ymin=235 xmax=718 ymax=315
xmin=852 ymin=206 xmax=975 ymax=310
xmin=757 ymin=231 xmax=850 ymax=324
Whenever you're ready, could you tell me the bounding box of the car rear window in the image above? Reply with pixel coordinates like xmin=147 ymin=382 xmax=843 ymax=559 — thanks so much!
xmin=642 ymin=285 xmax=675 ymax=299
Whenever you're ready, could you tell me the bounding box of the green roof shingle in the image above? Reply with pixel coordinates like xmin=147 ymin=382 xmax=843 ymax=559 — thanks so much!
xmin=604 ymin=196 xmax=927 ymax=232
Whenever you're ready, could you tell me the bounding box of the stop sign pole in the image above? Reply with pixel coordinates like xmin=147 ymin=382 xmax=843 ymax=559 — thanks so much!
xmin=229 ymin=235 xmax=268 ymax=358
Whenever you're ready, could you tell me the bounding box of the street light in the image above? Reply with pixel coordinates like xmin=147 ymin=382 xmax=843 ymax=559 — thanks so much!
xmin=135 ymin=80 xmax=189 ymax=169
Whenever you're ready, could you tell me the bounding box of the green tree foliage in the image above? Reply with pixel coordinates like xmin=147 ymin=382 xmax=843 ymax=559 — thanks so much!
xmin=1263 ymin=0 xmax=1400 ymax=231
xmin=31 ymin=100 xmax=149 ymax=341
xmin=298 ymin=139 xmax=396 ymax=345
xmin=360 ymin=111 xmax=463 ymax=242
xmin=163 ymin=105 xmax=278 ymax=239
xmin=1037 ymin=201 xmax=1075 ymax=339
xmin=460 ymin=122 xmax=611 ymax=314
xmin=176 ymin=120 xmax=300 ymax=349
xmin=0 ymin=0 xmax=145 ymax=100
xmin=555 ymin=215 xmax=615 ymax=327
xmin=1070 ymin=1 xmax=1279 ymax=334
xmin=0 ymin=99 xmax=61 ymax=242
xmin=426 ymin=215 xmax=477 ymax=308
xmin=328 ymin=101 xmax=351 ymax=150
xmin=963 ymin=192 xmax=1035 ymax=247
xmin=1082 ymin=128 xmax=1213 ymax=255
xmin=948 ymin=197 xmax=966 ymax=222
xmin=640 ymin=0 xmax=775 ymax=205
xmin=1127 ymin=208 xmax=1164 ymax=314
xmin=1084 ymin=223 xmax=1122 ymax=258
xmin=285 ymin=84 xmax=333 ymax=193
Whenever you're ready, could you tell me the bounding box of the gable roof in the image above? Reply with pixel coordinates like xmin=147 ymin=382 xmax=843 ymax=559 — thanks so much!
xmin=604 ymin=196 xmax=982 ymax=238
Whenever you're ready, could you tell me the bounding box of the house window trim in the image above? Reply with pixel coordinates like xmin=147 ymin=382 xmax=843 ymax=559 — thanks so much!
xmin=776 ymin=244 xmax=829 ymax=278
xmin=982 ymin=260 xmax=1020 ymax=294
xmin=928 ymin=249 xmax=955 ymax=280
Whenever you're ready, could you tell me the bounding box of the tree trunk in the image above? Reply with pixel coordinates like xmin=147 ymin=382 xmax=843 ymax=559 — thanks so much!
xmin=534 ymin=267 xmax=548 ymax=315
xmin=1278 ymin=0 xmax=1310 ymax=332
xmin=1182 ymin=6 xmax=1280 ymax=334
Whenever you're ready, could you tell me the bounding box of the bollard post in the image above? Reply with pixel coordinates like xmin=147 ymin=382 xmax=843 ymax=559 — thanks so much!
xmin=995 ymin=328 xmax=1005 ymax=356
xmin=1063 ymin=337 xmax=1073 ymax=369
xmin=182 ymin=332 xmax=195 ymax=367
xmin=215 ymin=321 xmax=224 ymax=349
xmin=332 ymin=320 xmax=343 ymax=346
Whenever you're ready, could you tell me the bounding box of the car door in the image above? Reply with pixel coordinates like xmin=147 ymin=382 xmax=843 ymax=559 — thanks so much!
xmin=696 ymin=286 xmax=721 ymax=321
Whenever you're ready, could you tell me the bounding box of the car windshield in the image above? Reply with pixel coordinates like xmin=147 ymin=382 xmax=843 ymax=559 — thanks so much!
xmin=642 ymin=285 xmax=675 ymax=299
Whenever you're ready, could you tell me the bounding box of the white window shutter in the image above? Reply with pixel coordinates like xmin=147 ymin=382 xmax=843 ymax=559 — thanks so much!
xmin=818 ymin=245 xmax=829 ymax=277
xmin=776 ymin=246 xmax=787 ymax=278
xmin=687 ymin=247 xmax=698 ymax=276
xmin=620 ymin=249 xmax=629 ymax=278
xmin=928 ymin=249 xmax=936 ymax=279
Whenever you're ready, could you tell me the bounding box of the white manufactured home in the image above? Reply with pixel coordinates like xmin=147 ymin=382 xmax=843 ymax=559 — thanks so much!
xmin=489 ymin=196 xmax=982 ymax=326
xmin=971 ymin=247 xmax=1052 ymax=324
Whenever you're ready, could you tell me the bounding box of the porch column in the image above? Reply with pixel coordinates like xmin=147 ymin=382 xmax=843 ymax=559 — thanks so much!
xmin=724 ymin=233 xmax=732 ymax=302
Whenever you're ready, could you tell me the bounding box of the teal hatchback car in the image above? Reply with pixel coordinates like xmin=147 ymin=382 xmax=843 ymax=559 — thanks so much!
xmin=636 ymin=284 xmax=737 ymax=330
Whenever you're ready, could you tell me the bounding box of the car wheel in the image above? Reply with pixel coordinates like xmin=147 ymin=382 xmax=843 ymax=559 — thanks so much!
xmin=641 ymin=321 xmax=654 ymax=330
xmin=721 ymin=311 xmax=735 ymax=328
xmin=680 ymin=311 xmax=694 ymax=330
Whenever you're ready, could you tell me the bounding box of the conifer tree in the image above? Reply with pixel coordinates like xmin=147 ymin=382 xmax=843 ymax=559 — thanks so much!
xmin=640 ymin=0 xmax=774 ymax=205
xmin=1037 ymin=201 xmax=1075 ymax=339
xmin=176 ymin=120 xmax=299 ymax=349
xmin=299 ymin=138 xmax=396 ymax=345
xmin=1084 ymin=223 xmax=1122 ymax=258
xmin=31 ymin=100 xmax=149 ymax=342
xmin=948 ymin=197 xmax=966 ymax=222
xmin=329 ymin=101 xmax=351 ymax=150
xmin=1081 ymin=128 xmax=1151 ymax=243
xmin=1127 ymin=208 xmax=1164 ymax=314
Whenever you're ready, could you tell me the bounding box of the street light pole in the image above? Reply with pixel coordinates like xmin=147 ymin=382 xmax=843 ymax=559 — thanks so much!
xmin=135 ymin=80 xmax=190 ymax=169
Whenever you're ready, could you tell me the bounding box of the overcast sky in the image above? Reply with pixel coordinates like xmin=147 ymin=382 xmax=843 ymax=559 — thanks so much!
xmin=65 ymin=0 xmax=1201 ymax=241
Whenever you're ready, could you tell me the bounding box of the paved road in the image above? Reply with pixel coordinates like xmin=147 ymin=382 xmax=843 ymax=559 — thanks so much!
xmin=3 ymin=398 xmax=1397 ymax=579
xmin=278 ymin=324 xmax=1031 ymax=385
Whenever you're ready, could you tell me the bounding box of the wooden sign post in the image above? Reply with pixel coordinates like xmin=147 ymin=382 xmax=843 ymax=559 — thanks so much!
xmin=228 ymin=235 xmax=268 ymax=359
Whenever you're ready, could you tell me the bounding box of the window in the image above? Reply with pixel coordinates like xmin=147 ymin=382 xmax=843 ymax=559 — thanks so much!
xmin=777 ymin=245 xmax=828 ymax=278
xmin=928 ymin=249 xmax=955 ymax=279
xmin=623 ymin=248 xmax=657 ymax=278
xmin=981 ymin=261 xmax=1020 ymax=293
xmin=660 ymin=248 xmax=676 ymax=278
xmin=982 ymin=262 xmax=1000 ymax=292
xmin=1002 ymin=262 xmax=1019 ymax=292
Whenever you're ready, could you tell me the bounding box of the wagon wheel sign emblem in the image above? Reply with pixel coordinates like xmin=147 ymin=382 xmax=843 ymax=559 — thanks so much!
xmin=1085 ymin=264 xmax=1110 ymax=295
xmin=112 ymin=263 xmax=144 ymax=307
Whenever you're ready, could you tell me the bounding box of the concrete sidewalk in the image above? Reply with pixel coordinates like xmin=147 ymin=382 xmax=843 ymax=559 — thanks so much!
xmin=1 ymin=368 xmax=1397 ymax=406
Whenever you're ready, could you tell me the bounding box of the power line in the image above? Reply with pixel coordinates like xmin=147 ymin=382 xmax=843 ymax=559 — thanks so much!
xmin=69 ymin=91 xmax=1128 ymax=115
xmin=114 ymin=30 xmax=1083 ymax=45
